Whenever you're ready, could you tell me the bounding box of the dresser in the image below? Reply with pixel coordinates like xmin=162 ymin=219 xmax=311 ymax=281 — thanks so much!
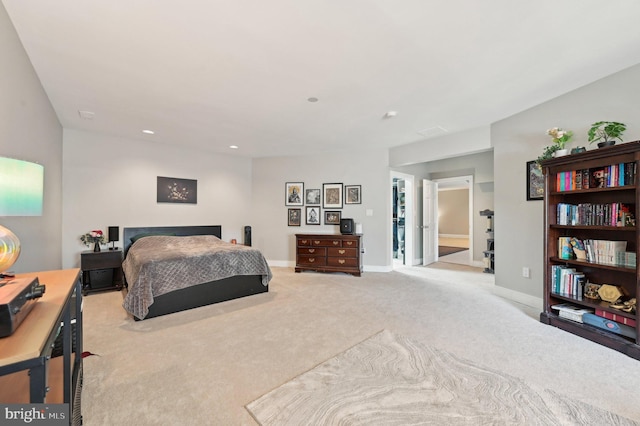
xmin=295 ymin=234 xmax=362 ymax=276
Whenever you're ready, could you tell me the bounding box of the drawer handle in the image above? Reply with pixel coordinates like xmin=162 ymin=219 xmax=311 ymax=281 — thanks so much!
xmin=309 ymin=248 xmax=315 ymax=253
xmin=338 ymin=250 xmax=345 ymax=254
xmin=309 ymin=258 xmax=315 ymax=263
xmin=333 ymin=241 xmax=339 ymax=245
xmin=301 ymin=240 xmax=308 ymax=244
xmin=338 ymin=259 xmax=345 ymax=264
xmin=314 ymin=240 xmax=321 ymax=245
xmin=345 ymin=241 xmax=353 ymax=246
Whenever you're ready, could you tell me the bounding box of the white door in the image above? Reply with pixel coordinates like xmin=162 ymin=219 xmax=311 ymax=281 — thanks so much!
xmin=422 ymin=179 xmax=437 ymax=265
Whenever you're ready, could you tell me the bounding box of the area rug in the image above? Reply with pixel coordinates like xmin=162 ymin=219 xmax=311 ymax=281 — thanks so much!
xmin=438 ymin=246 xmax=468 ymax=257
xmin=246 ymin=330 xmax=638 ymax=425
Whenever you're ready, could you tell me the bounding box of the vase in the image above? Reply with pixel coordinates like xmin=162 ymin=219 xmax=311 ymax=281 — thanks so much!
xmin=554 ymin=149 xmax=569 ymax=157
xmin=597 ymin=141 xmax=616 ymax=148
xmin=93 ymin=241 xmax=101 ymax=252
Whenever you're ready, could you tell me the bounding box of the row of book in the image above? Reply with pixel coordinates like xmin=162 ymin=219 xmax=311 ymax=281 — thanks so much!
xmin=551 ymin=265 xmax=585 ymax=297
xmin=556 ymin=162 xmax=637 ymax=191
xmin=556 ymin=202 xmax=635 ymax=227
xmin=558 ymin=237 xmax=635 ymax=267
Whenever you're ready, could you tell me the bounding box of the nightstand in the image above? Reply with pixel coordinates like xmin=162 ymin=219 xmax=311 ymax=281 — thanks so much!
xmin=80 ymin=250 xmax=124 ymax=295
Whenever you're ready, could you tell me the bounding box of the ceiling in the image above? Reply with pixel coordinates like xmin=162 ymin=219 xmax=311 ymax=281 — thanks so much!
xmin=4 ymin=1 xmax=640 ymax=158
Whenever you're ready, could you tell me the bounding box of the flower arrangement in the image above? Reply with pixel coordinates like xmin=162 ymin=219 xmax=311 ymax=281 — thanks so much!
xmin=80 ymin=230 xmax=107 ymax=246
xmin=546 ymin=127 xmax=573 ymax=149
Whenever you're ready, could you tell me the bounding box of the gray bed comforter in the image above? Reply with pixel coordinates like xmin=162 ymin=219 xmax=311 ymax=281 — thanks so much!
xmin=122 ymin=235 xmax=272 ymax=319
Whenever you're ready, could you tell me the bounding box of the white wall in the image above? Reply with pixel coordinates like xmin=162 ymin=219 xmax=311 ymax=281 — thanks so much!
xmin=0 ymin=3 xmax=63 ymax=273
xmin=492 ymin=63 xmax=640 ymax=300
xmin=62 ymin=129 xmax=253 ymax=269
xmin=439 ymin=189 xmax=469 ymax=235
xmin=252 ymin=149 xmax=390 ymax=270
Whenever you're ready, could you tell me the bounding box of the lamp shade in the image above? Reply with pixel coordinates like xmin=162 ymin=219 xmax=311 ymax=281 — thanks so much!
xmin=0 ymin=225 xmax=20 ymax=274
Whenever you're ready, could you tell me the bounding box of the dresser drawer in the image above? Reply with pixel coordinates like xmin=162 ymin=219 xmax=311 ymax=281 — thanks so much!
xmin=341 ymin=239 xmax=359 ymax=248
xmin=327 ymin=247 xmax=357 ymax=257
xmin=327 ymin=257 xmax=359 ymax=267
xmin=311 ymin=238 xmax=343 ymax=247
xmin=297 ymin=238 xmax=312 ymax=247
xmin=297 ymin=256 xmax=327 ymax=266
xmin=298 ymin=247 xmax=327 ymax=256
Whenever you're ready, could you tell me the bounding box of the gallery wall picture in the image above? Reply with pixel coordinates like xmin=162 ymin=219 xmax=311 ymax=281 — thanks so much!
xmin=345 ymin=185 xmax=361 ymax=204
xmin=286 ymin=182 xmax=304 ymax=206
xmin=324 ymin=210 xmax=341 ymax=225
xmin=157 ymin=176 xmax=197 ymax=204
xmin=288 ymin=208 xmax=301 ymax=226
xmin=306 ymin=206 xmax=321 ymax=225
xmin=305 ymin=188 xmax=321 ymax=205
xmin=323 ymin=183 xmax=343 ymax=209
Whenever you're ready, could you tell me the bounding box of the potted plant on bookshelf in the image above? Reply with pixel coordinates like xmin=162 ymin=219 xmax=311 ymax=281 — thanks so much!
xmin=588 ymin=121 xmax=626 ymax=148
xmin=537 ymin=127 xmax=573 ymax=163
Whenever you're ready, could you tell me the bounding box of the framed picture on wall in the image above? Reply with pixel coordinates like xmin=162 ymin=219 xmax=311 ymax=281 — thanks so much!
xmin=157 ymin=176 xmax=197 ymax=204
xmin=306 ymin=206 xmax=321 ymax=225
xmin=323 ymin=183 xmax=343 ymax=209
xmin=526 ymin=160 xmax=544 ymax=201
xmin=305 ymin=188 xmax=321 ymax=205
xmin=285 ymin=182 xmax=304 ymax=206
xmin=288 ymin=208 xmax=301 ymax=226
xmin=324 ymin=210 xmax=341 ymax=225
xmin=344 ymin=185 xmax=361 ymax=204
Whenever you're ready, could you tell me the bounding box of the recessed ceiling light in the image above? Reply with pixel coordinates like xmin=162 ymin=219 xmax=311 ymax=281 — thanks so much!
xmin=229 ymin=145 xmax=239 ymax=149
xmin=384 ymin=111 xmax=397 ymax=119
xmin=142 ymin=129 xmax=155 ymax=135
xmin=307 ymin=97 xmax=319 ymax=103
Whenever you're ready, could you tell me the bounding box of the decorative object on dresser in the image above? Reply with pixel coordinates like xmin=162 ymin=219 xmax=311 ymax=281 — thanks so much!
xmin=539 ymin=141 xmax=640 ymax=360
xmin=80 ymin=229 xmax=107 ymax=253
xmin=122 ymin=225 xmax=271 ymax=320
xmin=295 ymin=234 xmax=362 ymax=277
xmin=340 ymin=218 xmax=354 ymax=235
xmin=81 ymin=249 xmax=124 ymax=295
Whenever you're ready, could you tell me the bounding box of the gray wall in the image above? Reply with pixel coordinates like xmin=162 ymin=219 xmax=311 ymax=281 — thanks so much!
xmin=0 ymin=4 xmax=63 ymax=273
xmin=493 ymin=63 xmax=640 ymax=302
xmin=439 ymin=189 xmax=469 ymax=235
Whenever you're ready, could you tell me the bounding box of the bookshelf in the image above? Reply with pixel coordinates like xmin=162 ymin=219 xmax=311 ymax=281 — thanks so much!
xmin=540 ymin=141 xmax=640 ymax=360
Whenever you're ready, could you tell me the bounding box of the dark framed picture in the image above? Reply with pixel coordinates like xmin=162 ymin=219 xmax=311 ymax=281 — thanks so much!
xmin=288 ymin=208 xmax=301 ymax=226
xmin=344 ymin=185 xmax=361 ymax=204
xmin=323 ymin=183 xmax=343 ymax=209
xmin=157 ymin=176 xmax=197 ymax=204
xmin=305 ymin=188 xmax=321 ymax=205
xmin=306 ymin=206 xmax=321 ymax=225
xmin=526 ymin=161 xmax=544 ymax=201
xmin=285 ymin=182 xmax=304 ymax=206
xmin=324 ymin=210 xmax=341 ymax=225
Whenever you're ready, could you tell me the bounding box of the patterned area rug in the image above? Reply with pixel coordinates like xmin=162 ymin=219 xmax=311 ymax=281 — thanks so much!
xmin=438 ymin=246 xmax=468 ymax=257
xmin=247 ymin=330 xmax=638 ymax=426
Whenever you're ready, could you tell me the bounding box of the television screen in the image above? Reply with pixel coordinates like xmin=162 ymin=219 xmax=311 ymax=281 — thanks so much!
xmin=0 ymin=157 xmax=44 ymax=216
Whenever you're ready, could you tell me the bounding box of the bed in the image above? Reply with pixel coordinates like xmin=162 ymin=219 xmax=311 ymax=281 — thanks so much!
xmin=121 ymin=225 xmax=271 ymax=320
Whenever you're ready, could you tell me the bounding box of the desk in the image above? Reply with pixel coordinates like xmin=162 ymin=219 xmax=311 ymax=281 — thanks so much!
xmin=0 ymin=269 xmax=83 ymax=425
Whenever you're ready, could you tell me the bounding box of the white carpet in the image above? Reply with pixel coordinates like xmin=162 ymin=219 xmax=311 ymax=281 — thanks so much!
xmin=247 ymin=330 xmax=639 ymax=426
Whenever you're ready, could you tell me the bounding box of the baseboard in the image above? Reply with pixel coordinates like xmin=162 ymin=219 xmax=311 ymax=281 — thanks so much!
xmin=439 ymin=234 xmax=469 ymax=239
xmin=265 ymin=260 xmax=391 ymax=273
xmin=492 ymin=285 xmax=543 ymax=311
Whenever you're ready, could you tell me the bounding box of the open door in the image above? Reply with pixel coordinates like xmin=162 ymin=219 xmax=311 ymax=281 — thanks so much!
xmin=422 ymin=179 xmax=437 ymax=265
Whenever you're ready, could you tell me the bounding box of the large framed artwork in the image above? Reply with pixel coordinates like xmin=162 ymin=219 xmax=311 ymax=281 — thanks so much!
xmin=344 ymin=185 xmax=361 ymax=204
xmin=157 ymin=176 xmax=197 ymax=204
xmin=526 ymin=160 xmax=544 ymax=201
xmin=285 ymin=182 xmax=304 ymax=206
xmin=323 ymin=183 xmax=343 ymax=209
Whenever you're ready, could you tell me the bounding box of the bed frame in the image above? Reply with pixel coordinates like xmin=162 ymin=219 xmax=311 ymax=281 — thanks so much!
xmin=123 ymin=225 xmax=268 ymax=320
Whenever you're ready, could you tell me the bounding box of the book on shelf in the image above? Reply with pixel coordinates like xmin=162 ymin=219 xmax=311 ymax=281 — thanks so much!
xmin=594 ymin=309 xmax=637 ymax=327
xmin=551 ymin=265 xmax=585 ymax=297
xmin=558 ymin=237 xmax=573 ymax=259
xmin=551 ymin=303 xmax=593 ymax=323
xmin=555 ymin=162 xmax=636 ymax=192
xmin=615 ymin=251 xmax=637 ymax=268
xmin=556 ymin=202 xmax=635 ymax=227
xmin=583 ymin=239 xmax=628 ymax=265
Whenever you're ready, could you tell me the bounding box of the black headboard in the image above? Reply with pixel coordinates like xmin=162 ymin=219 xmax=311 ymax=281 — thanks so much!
xmin=122 ymin=225 xmax=222 ymax=256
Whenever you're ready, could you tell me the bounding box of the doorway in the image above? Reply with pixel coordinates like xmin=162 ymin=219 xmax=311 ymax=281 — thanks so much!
xmin=391 ymin=172 xmax=413 ymax=267
xmin=434 ymin=176 xmax=473 ymax=266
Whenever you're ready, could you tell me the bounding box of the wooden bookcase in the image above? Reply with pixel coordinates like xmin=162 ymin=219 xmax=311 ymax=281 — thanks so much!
xmin=539 ymin=141 xmax=640 ymax=360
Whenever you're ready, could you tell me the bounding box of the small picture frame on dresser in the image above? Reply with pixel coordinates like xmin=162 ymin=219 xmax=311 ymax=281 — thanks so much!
xmin=306 ymin=206 xmax=321 ymax=225
xmin=324 ymin=210 xmax=341 ymax=225
xmin=288 ymin=208 xmax=301 ymax=226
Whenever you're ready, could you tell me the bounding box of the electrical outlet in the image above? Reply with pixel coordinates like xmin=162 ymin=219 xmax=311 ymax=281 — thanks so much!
xmin=522 ymin=267 xmax=530 ymax=278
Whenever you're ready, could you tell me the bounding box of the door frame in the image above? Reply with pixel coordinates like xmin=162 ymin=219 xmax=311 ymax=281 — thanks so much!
xmin=433 ymin=175 xmax=474 ymax=263
xmin=390 ymin=171 xmax=414 ymax=267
